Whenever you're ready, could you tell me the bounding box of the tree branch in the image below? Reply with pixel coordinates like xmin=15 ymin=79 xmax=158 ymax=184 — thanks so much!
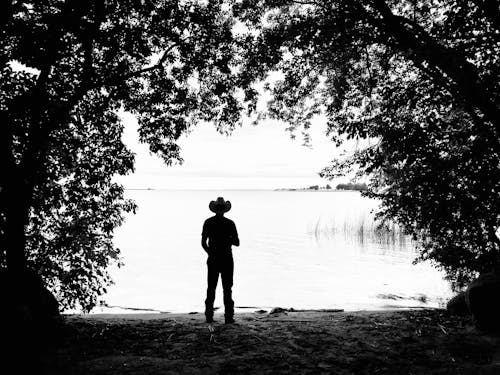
xmin=289 ymin=0 xmax=330 ymax=11
xmin=18 ymin=2 xmax=99 ymax=211
xmin=0 ymin=0 xmax=13 ymax=34
xmin=367 ymin=0 xmax=500 ymax=142
xmin=100 ymin=42 xmax=180 ymax=88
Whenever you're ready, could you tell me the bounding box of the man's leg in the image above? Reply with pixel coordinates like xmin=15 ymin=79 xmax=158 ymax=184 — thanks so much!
xmin=205 ymin=258 xmax=219 ymax=323
xmin=221 ymin=256 xmax=234 ymax=323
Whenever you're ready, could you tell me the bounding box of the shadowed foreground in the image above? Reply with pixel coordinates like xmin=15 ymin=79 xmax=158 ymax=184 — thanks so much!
xmin=47 ymin=310 xmax=500 ymax=374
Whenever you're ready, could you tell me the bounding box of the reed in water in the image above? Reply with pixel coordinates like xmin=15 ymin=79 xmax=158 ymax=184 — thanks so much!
xmin=310 ymin=214 xmax=413 ymax=249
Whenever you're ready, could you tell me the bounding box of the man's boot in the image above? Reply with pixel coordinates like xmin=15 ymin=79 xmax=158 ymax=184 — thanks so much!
xmin=205 ymin=302 xmax=214 ymax=323
xmin=224 ymin=296 xmax=234 ymax=324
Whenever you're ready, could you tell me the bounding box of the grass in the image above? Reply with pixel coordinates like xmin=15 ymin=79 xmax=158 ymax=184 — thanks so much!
xmin=310 ymin=213 xmax=414 ymax=249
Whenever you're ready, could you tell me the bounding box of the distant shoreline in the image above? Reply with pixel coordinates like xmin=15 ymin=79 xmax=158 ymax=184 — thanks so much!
xmin=274 ymin=189 xmax=364 ymax=192
xmin=123 ymin=188 xmax=365 ymax=192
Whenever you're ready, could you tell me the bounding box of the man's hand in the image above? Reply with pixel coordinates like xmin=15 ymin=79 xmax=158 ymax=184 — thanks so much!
xmin=201 ymin=234 xmax=210 ymax=254
xmin=229 ymin=235 xmax=240 ymax=247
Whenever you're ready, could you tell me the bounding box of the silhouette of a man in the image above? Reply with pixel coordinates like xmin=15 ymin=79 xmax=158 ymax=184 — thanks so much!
xmin=202 ymin=197 xmax=239 ymax=324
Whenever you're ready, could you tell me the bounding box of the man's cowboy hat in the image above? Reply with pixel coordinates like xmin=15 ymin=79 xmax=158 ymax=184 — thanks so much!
xmin=209 ymin=197 xmax=231 ymax=213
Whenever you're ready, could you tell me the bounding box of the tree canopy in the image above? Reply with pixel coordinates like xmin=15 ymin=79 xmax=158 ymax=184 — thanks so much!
xmin=1 ymin=0 xmax=240 ymax=311
xmin=233 ymin=0 xmax=500 ymax=288
xmin=2 ymin=0 xmax=499 ymax=312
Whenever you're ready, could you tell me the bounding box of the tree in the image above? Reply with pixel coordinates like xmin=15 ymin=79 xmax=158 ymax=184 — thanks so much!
xmin=336 ymin=183 xmax=368 ymax=191
xmin=233 ymin=0 xmax=500 ymax=288
xmin=1 ymin=0 xmax=240 ymax=311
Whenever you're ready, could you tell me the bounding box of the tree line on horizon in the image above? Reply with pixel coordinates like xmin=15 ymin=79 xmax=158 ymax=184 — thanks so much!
xmin=335 ymin=183 xmax=368 ymax=191
xmin=298 ymin=183 xmax=367 ymax=191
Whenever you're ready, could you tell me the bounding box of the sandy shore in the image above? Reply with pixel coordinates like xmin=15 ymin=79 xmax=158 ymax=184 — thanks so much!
xmin=43 ymin=309 xmax=500 ymax=374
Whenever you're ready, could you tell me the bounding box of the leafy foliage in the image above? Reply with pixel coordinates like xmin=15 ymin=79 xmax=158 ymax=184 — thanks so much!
xmin=25 ymin=94 xmax=136 ymax=311
xmin=1 ymin=1 xmax=239 ymax=311
xmin=2 ymin=0 xmax=499 ymax=310
xmin=233 ymin=0 xmax=500 ymax=288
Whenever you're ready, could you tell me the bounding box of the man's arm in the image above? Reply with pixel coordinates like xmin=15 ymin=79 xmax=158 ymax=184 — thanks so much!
xmin=201 ymin=233 xmax=210 ymax=254
xmin=231 ymin=222 xmax=240 ymax=247
xmin=201 ymin=221 xmax=210 ymax=254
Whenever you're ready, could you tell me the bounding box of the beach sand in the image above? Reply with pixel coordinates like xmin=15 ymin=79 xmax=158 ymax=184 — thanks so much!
xmin=44 ymin=309 xmax=500 ymax=374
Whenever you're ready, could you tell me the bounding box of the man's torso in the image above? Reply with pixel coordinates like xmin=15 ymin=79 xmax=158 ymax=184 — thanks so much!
xmin=202 ymin=216 xmax=237 ymax=255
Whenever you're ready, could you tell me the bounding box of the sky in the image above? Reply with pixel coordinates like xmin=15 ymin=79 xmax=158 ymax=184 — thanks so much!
xmin=115 ymin=112 xmax=357 ymax=190
xmin=9 ymin=60 xmax=357 ymax=191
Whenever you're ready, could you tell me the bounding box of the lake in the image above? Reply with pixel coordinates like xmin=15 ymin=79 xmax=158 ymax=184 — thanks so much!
xmin=96 ymin=189 xmax=452 ymax=313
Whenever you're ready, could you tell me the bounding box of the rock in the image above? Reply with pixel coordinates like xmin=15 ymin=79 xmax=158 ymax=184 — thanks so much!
xmin=39 ymin=285 xmax=59 ymax=318
xmin=0 ymin=268 xmax=61 ymax=334
xmin=376 ymin=293 xmax=404 ymax=300
xmin=465 ymin=272 xmax=500 ymax=331
xmin=0 ymin=268 xmax=62 ymax=372
xmin=22 ymin=269 xmax=59 ymax=320
xmin=446 ymin=292 xmax=469 ymax=316
xmin=269 ymin=307 xmax=288 ymax=314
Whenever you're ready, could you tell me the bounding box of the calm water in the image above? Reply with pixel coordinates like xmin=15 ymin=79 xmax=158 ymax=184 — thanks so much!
xmin=96 ymin=190 xmax=452 ymax=313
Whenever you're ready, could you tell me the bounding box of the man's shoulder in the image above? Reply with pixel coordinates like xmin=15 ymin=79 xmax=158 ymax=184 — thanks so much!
xmin=204 ymin=215 xmax=217 ymax=224
xmin=204 ymin=215 xmax=236 ymax=226
xmin=222 ymin=216 xmax=235 ymax=224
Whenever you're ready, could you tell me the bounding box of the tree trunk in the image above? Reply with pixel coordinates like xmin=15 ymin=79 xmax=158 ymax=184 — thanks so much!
xmin=2 ymin=172 xmax=30 ymax=276
xmin=0 ymin=106 xmax=28 ymax=275
xmin=490 ymin=229 xmax=500 ymax=275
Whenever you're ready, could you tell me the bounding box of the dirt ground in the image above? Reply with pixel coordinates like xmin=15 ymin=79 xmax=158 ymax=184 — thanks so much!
xmin=43 ymin=309 xmax=500 ymax=374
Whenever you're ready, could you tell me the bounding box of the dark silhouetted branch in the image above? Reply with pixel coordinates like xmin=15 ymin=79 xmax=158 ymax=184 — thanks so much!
xmin=366 ymin=0 xmax=500 ymax=142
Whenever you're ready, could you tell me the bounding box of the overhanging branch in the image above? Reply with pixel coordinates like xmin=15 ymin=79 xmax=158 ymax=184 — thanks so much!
xmin=366 ymin=0 xmax=500 ymax=140
xmin=102 ymin=42 xmax=180 ymax=88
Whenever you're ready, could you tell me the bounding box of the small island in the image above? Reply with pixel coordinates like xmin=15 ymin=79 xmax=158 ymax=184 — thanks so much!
xmin=335 ymin=182 xmax=368 ymax=191
xmin=276 ymin=182 xmax=368 ymax=192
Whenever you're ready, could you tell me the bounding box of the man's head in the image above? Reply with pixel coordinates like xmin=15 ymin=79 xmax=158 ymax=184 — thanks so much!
xmin=209 ymin=197 xmax=231 ymax=216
